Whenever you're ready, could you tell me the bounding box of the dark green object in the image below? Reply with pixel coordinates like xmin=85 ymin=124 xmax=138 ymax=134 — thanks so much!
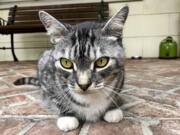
xmin=159 ymin=36 xmax=177 ymax=59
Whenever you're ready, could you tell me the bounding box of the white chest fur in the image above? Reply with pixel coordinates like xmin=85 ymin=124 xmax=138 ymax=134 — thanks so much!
xmin=71 ymin=92 xmax=111 ymax=122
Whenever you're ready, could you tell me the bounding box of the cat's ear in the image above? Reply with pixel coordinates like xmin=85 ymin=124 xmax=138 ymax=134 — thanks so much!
xmin=39 ymin=11 xmax=69 ymax=43
xmin=102 ymin=6 xmax=129 ymax=37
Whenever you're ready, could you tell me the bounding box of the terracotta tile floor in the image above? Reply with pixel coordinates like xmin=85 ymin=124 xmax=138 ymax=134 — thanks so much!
xmin=0 ymin=59 xmax=180 ymax=135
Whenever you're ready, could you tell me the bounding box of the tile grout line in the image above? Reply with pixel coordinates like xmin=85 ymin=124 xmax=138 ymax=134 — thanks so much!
xmin=124 ymin=113 xmax=160 ymax=135
xmin=120 ymin=93 xmax=146 ymax=101
xmin=141 ymin=122 xmax=153 ymax=135
xmin=26 ymin=94 xmax=41 ymax=102
xmin=0 ymin=90 xmax=39 ymax=100
xmin=140 ymin=87 xmax=180 ymax=96
xmin=16 ymin=121 xmax=38 ymax=135
xmin=147 ymin=103 xmax=180 ymax=117
xmin=159 ymin=118 xmax=180 ymax=120
xmin=0 ymin=78 xmax=15 ymax=88
xmin=120 ymin=100 xmax=145 ymax=110
xmin=124 ymin=115 xmax=180 ymax=121
xmin=1 ymin=101 xmax=29 ymax=110
xmin=0 ymin=114 xmax=58 ymax=119
xmin=78 ymin=123 xmax=91 ymax=135
xmin=167 ymin=86 xmax=180 ymax=93
xmin=159 ymin=82 xmax=180 ymax=87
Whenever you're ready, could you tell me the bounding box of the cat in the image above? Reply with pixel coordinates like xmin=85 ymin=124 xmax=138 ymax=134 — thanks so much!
xmin=14 ymin=6 xmax=129 ymax=132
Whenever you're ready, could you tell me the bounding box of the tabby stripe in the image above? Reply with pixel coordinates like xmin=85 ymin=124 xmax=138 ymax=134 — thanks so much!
xmin=87 ymin=44 xmax=90 ymax=57
xmin=65 ymin=91 xmax=89 ymax=107
xmin=14 ymin=77 xmax=40 ymax=86
xmin=74 ymin=45 xmax=77 ymax=57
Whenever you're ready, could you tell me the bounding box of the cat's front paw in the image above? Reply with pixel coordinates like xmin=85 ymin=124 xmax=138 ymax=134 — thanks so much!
xmin=57 ymin=116 xmax=79 ymax=132
xmin=104 ymin=109 xmax=123 ymax=123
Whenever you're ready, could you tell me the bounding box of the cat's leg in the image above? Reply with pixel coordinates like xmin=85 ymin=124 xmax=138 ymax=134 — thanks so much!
xmin=57 ymin=116 xmax=79 ymax=132
xmin=103 ymin=108 xmax=123 ymax=123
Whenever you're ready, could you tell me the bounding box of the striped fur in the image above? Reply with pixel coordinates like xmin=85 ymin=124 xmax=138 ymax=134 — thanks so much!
xmin=16 ymin=6 xmax=130 ymax=129
xmin=14 ymin=77 xmax=40 ymax=86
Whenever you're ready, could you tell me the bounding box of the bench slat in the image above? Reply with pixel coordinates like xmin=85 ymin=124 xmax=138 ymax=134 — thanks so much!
xmin=9 ymin=6 xmax=108 ymax=16
xmin=0 ymin=24 xmax=45 ymax=34
xmin=2 ymin=2 xmax=109 ymax=34
xmin=13 ymin=17 xmax=109 ymax=25
xmin=17 ymin=3 xmax=108 ymax=10
xmin=14 ymin=12 xmax=109 ymax=22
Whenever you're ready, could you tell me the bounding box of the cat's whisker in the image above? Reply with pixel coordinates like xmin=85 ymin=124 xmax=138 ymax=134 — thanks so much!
xmin=104 ymin=87 xmax=121 ymax=95
xmin=105 ymin=84 xmax=122 ymax=91
xmin=102 ymin=89 xmax=120 ymax=109
xmin=103 ymin=87 xmax=123 ymax=100
xmin=105 ymin=86 xmax=121 ymax=91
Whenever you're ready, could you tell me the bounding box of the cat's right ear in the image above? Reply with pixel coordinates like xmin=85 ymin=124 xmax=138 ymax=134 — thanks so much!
xmin=39 ymin=11 xmax=69 ymax=43
xmin=102 ymin=6 xmax=129 ymax=37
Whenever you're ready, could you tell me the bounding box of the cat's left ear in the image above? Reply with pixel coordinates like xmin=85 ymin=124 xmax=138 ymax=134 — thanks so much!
xmin=102 ymin=6 xmax=129 ymax=37
xmin=39 ymin=11 xmax=69 ymax=43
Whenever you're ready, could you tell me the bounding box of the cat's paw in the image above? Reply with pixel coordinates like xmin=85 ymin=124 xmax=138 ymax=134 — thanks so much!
xmin=104 ymin=109 xmax=123 ymax=123
xmin=57 ymin=116 xmax=79 ymax=132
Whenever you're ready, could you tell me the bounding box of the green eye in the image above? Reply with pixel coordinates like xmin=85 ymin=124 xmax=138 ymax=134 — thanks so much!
xmin=95 ymin=57 xmax=109 ymax=68
xmin=60 ymin=58 xmax=73 ymax=69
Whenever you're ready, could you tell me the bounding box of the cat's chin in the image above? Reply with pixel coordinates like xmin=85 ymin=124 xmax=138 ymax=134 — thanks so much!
xmin=74 ymin=89 xmax=99 ymax=95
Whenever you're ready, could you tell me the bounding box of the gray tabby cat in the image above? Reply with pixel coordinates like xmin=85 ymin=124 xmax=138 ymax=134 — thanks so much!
xmin=14 ymin=6 xmax=129 ymax=132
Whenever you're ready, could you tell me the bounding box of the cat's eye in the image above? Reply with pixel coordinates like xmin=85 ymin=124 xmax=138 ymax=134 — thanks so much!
xmin=60 ymin=58 xmax=73 ymax=69
xmin=95 ymin=57 xmax=109 ymax=68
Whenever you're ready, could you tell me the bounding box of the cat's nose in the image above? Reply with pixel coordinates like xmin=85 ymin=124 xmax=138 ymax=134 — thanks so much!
xmin=78 ymin=83 xmax=91 ymax=91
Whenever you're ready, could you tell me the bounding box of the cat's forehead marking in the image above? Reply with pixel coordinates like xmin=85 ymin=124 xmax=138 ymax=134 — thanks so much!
xmin=106 ymin=36 xmax=117 ymax=41
xmin=70 ymin=45 xmax=75 ymax=59
xmin=96 ymin=47 xmax=101 ymax=59
xmin=70 ymin=28 xmax=96 ymax=60
xmin=60 ymin=22 xmax=118 ymax=61
xmin=64 ymin=48 xmax=70 ymax=58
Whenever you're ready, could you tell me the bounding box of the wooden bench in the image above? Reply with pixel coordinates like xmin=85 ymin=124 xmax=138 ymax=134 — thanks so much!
xmin=0 ymin=2 xmax=109 ymax=61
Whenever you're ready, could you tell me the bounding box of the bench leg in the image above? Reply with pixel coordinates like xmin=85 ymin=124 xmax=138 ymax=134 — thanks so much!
xmin=10 ymin=34 xmax=18 ymax=62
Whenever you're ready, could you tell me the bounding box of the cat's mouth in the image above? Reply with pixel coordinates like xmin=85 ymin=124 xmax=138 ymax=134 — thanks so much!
xmin=74 ymin=89 xmax=100 ymax=95
xmin=69 ymin=83 xmax=104 ymax=95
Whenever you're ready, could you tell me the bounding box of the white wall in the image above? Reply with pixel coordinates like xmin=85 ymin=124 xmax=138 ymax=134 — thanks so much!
xmin=0 ymin=0 xmax=180 ymax=61
xmin=110 ymin=0 xmax=180 ymax=57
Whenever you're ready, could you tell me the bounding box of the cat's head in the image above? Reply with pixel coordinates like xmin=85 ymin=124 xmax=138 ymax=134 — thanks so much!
xmin=39 ymin=6 xmax=129 ymax=95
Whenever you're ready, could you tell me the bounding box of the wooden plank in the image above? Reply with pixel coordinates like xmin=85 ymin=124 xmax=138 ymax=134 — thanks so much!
xmin=14 ymin=17 xmax=106 ymax=25
xmin=14 ymin=12 xmax=109 ymax=21
xmin=17 ymin=3 xmax=108 ymax=10
xmin=0 ymin=24 xmax=45 ymax=34
xmin=14 ymin=21 xmax=46 ymax=25
xmin=1 ymin=41 xmax=51 ymax=48
xmin=2 ymin=2 xmax=109 ymax=34
xmin=9 ymin=6 xmax=109 ymax=15
xmin=13 ymin=15 xmax=108 ymax=24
